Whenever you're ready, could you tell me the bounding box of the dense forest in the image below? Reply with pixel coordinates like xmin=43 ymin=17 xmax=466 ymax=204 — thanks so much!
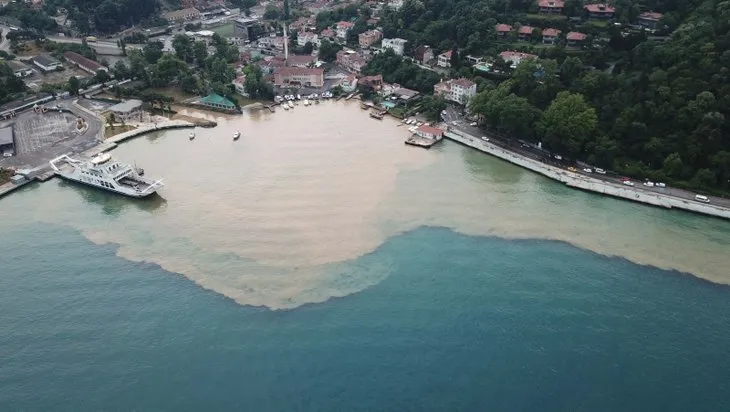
xmin=376 ymin=0 xmax=730 ymax=191
xmin=0 ymin=62 xmax=27 ymax=104
xmin=0 ymin=0 xmax=160 ymax=34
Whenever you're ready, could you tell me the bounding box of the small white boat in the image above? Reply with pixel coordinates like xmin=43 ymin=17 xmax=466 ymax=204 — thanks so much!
xmin=288 ymin=101 xmax=294 ymax=109
xmin=303 ymin=99 xmax=310 ymax=106
xmin=189 ymin=132 xmax=195 ymax=140
xmin=296 ymin=94 xmax=301 ymax=100
xmin=233 ymin=131 xmax=241 ymax=140
xmin=283 ymin=104 xmax=289 ymax=110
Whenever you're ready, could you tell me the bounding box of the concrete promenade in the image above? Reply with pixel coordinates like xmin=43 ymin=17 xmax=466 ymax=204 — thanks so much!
xmin=444 ymin=130 xmax=730 ymax=220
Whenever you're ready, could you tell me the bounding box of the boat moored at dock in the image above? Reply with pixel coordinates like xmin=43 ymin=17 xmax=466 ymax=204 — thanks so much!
xmin=49 ymin=153 xmax=163 ymax=198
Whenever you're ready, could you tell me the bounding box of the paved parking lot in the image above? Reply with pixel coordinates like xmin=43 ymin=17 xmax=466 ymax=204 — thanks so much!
xmin=13 ymin=112 xmax=81 ymax=154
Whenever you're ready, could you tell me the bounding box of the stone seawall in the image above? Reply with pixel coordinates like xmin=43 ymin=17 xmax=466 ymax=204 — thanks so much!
xmin=444 ymin=130 xmax=730 ymax=220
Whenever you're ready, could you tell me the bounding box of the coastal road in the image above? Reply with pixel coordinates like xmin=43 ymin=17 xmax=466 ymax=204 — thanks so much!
xmin=442 ymin=106 xmax=730 ymax=208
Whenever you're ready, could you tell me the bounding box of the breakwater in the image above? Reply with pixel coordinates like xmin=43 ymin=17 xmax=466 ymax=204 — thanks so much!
xmin=444 ymin=130 xmax=730 ymax=220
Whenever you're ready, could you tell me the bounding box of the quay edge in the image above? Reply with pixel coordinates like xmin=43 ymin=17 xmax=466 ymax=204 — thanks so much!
xmin=444 ymin=130 xmax=730 ymax=221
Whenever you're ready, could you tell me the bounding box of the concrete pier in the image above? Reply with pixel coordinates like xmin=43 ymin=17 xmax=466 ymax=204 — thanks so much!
xmin=444 ymin=130 xmax=730 ymax=220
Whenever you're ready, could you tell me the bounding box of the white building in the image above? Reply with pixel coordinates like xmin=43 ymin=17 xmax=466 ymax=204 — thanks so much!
xmin=106 ymin=99 xmax=144 ymax=122
xmin=335 ymin=21 xmax=354 ymax=40
xmin=298 ymin=31 xmax=320 ymax=47
xmin=498 ymin=51 xmax=538 ymax=69
xmin=381 ymin=38 xmax=407 ymax=56
xmin=437 ymin=50 xmax=452 ymax=68
xmin=232 ymin=76 xmax=248 ymax=96
xmin=32 ymin=55 xmax=62 ymax=72
xmin=434 ymin=78 xmax=477 ymax=105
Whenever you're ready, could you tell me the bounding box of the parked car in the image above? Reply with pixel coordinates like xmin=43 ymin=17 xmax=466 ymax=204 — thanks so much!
xmin=656 ymin=182 xmax=666 ymax=188
xmin=695 ymin=194 xmax=710 ymax=203
xmin=568 ymin=167 xmax=578 ymax=172
xmin=595 ymin=168 xmax=606 ymax=174
xmin=469 ymin=122 xmax=477 ymax=126
xmin=583 ymin=168 xmax=592 ymax=173
xmin=643 ymin=181 xmax=655 ymax=187
xmin=481 ymin=136 xmax=489 ymax=142
xmin=622 ymin=180 xmax=635 ymax=186
xmin=554 ymin=155 xmax=562 ymax=160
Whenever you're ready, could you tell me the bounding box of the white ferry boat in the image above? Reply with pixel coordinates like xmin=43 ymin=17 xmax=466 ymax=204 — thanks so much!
xmin=49 ymin=153 xmax=163 ymax=198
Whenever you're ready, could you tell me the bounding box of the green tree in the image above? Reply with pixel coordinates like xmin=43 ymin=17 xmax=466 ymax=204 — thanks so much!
xmin=113 ymin=61 xmax=129 ymax=79
xmin=193 ymin=41 xmax=208 ymax=65
xmin=143 ymin=41 xmax=164 ymax=64
xmin=303 ymin=41 xmax=314 ymax=55
xmin=537 ymin=91 xmax=597 ymax=156
xmin=66 ymin=76 xmax=80 ymax=96
xmin=172 ymin=34 xmax=194 ymax=62
xmin=318 ymin=39 xmax=341 ymax=62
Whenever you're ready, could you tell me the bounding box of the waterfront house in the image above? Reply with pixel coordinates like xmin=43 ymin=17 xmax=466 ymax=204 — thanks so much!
xmin=583 ymin=3 xmax=615 ymax=19
xmin=518 ymin=26 xmax=534 ymax=41
xmin=106 ymin=99 xmax=143 ymax=122
xmin=498 ymin=51 xmax=538 ymax=68
xmin=434 ymin=78 xmax=476 ymax=105
xmin=382 ymin=83 xmax=420 ymax=102
xmin=7 ymin=60 xmax=33 ymax=77
xmin=335 ymin=21 xmax=354 ymax=40
xmin=538 ymin=0 xmax=564 ymax=14
xmin=358 ymin=74 xmax=383 ymax=91
xmin=198 ymin=93 xmax=237 ymax=111
xmin=163 ymin=8 xmax=201 ymax=22
xmin=496 ymin=24 xmax=513 ymax=37
xmin=273 ymin=66 xmax=325 ymax=87
xmin=542 ymin=28 xmax=561 ymax=45
xmin=566 ymin=31 xmax=587 ymax=47
xmin=413 ymin=45 xmax=434 ymax=64
xmin=337 ymin=73 xmax=358 ymax=92
xmin=359 ymin=30 xmax=382 ymax=49
xmin=638 ymin=11 xmax=663 ymax=29
xmin=415 ymin=125 xmax=444 ymax=140
xmin=31 ymin=55 xmax=61 ymax=72
xmin=437 ymin=50 xmax=452 ymax=68
xmin=232 ymin=75 xmax=248 ymax=96
xmin=382 ymin=38 xmax=408 ymax=55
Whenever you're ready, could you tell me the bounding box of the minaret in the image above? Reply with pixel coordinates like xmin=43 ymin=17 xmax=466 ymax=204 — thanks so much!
xmin=284 ymin=22 xmax=289 ymax=63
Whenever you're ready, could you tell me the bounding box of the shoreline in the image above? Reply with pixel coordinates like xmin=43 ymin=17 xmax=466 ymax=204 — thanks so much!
xmin=443 ymin=129 xmax=730 ymax=220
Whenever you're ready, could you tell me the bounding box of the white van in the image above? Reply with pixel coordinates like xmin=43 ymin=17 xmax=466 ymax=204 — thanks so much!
xmin=694 ymin=194 xmax=710 ymax=203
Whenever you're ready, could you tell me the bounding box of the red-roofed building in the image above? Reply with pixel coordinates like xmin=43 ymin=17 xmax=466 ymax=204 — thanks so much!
xmin=434 ymin=78 xmax=476 ymax=104
xmin=63 ymin=51 xmax=107 ymax=75
xmin=359 ymin=29 xmax=382 ymax=48
xmin=584 ymin=4 xmax=615 ymax=19
xmin=638 ymin=11 xmax=663 ymax=29
xmin=518 ymin=26 xmax=535 ymax=40
xmin=273 ymin=67 xmax=324 ymax=87
xmin=287 ymin=54 xmax=317 ymax=68
xmin=496 ymin=24 xmax=513 ymax=37
xmin=336 ymin=50 xmax=368 ymax=73
xmin=335 ymin=21 xmax=355 ymax=39
xmin=542 ymin=28 xmax=561 ymax=44
xmin=437 ymin=50 xmax=453 ymax=68
xmin=566 ymin=31 xmax=587 ymax=47
xmin=498 ymin=51 xmax=538 ymax=68
xmin=415 ymin=124 xmax=444 ymax=140
xmin=320 ymin=28 xmax=335 ymax=40
xmin=538 ymin=0 xmax=564 ymax=14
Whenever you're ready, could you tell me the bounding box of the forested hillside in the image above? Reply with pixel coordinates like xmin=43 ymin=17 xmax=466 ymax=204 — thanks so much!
xmin=379 ymin=0 xmax=730 ymax=191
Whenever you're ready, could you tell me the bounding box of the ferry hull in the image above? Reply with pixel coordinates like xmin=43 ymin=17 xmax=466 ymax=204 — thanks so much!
xmin=55 ymin=173 xmax=159 ymax=198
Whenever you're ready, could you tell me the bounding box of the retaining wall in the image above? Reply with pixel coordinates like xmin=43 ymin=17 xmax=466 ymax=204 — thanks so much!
xmin=444 ymin=130 xmax=730 ymax=220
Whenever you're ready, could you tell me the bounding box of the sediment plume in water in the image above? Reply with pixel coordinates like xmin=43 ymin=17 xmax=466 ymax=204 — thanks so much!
xmin=3 ymin=102 xmax=729 ymax=309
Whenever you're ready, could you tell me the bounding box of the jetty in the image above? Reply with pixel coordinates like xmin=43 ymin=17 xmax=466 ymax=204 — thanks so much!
xmin=444 ymin=129 xmax=730 ymax=220
xmin=369 ymin=110 xmax=386 ymax=120
xmin=405 ymin=135 xmax=441 ymax=149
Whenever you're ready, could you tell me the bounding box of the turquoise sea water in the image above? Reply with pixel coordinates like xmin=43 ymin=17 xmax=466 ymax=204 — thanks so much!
xmin=2 ymin=222 xmax=729 ymax=411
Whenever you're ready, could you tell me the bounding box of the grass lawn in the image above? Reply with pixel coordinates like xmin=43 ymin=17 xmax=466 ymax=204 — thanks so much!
xmin=147 ymin=87 xmax=196 ymax=102
xmin=589 ymin=20 xmax=610 ymax=28
xmin=525 ymin=13 xmax=568 ymax=22
xmin=211 ymin=23 xmax=234 ymax=37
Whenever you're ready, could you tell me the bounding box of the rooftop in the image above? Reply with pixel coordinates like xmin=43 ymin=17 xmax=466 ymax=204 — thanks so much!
xmin=451 ymin=78 xmax=476 ymax=88
xmin=64 ymin=51 xmax=104 ymax=71
xmin=538 ymin=0 xmax=565 ymax=7
xmin=566 ymin=31 xmax=587 ymax=41
xmin=6 ymin=60 xmax=29 ymax=71
xmin=274 ymin=66 xmax=325 ymax=76
xmin=518 ymin=26 xmax=534 ymax=34
xmin=584 ymin=3 xmax=616 ymax=13
xmin=32 ymin=54 xmax=60 ymax=67
xmin=107 ymin=99 xmax=143 ymax=114
xmin=496 ymin=24 xmax=513 ymax=32
xmin=499 ymin=51 xmax=538 ymax=60
xmin=0 ymin=126 xmax=13 ymax=146
xmin=440 ymin=50 xmax=453 ymax=58
xmin=417 ymin=124 xmax=444 ymax=135
xmin=336 ymin=21 xmax=355 ymax=28
xmin=640 ymin=11 xmax=663 ymax=21
xmin=200 ymin=93 xmax=236 ymax=108
xmin=542 ymin=28 xmax=561 ymax=36
xmin=287 ymin=54 xmax=316 ymax=65
xmin=163 ymin=8 xmax=200 ymax=19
